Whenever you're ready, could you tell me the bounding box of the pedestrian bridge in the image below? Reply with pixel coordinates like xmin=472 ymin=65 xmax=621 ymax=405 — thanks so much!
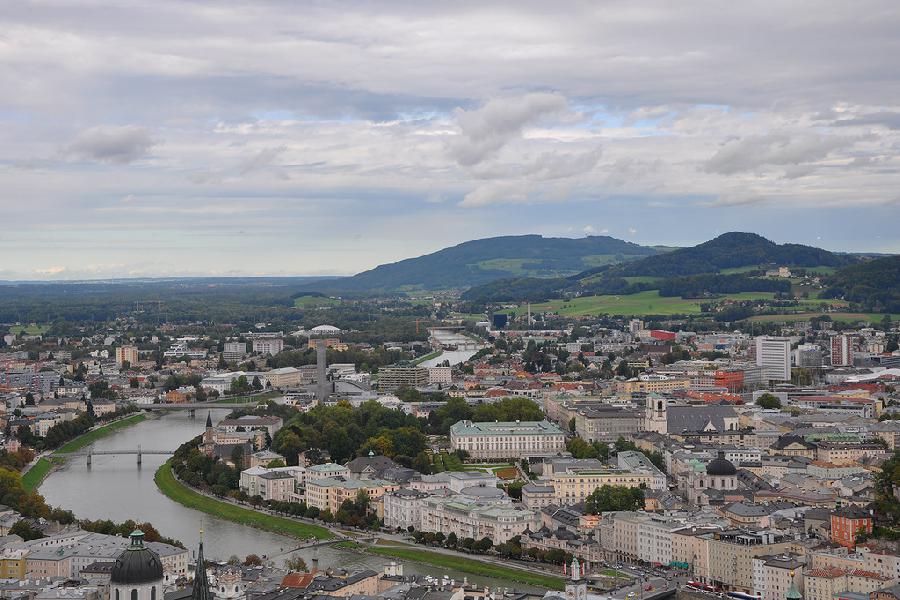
xmin=65 ymin=446 xmax=174 ymax=466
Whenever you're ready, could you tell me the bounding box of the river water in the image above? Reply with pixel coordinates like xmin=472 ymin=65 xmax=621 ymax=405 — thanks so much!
xmin=40 ymin=411 xmax=545 ymax=592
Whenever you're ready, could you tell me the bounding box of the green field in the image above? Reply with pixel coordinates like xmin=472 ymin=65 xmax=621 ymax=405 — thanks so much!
xmin=154 ymin=461 xmax=333 ymax=540
xmin=803 ymin=266 xmax=838 ymax=275
xmin=21 ymin=458 xmax=53 ymax=492
xmin=293 ymin=295 xmax=341 ymax=308
xmin=367 ymin=545 xmax=564 ymax=590
xmin=8 ymin=324 xmax=49 ymax=335
xmin=411 ymin=350 xmax=443 ymax=365
xmin=56 ymin=414 xmax=148 ymax=454
xmin=517 ymin=290 xmax=776 ymax=317
xmin=622 ymin=276 xmax=664 ymax=284
xmin=719 ymin=266 xmax=764 ymax=275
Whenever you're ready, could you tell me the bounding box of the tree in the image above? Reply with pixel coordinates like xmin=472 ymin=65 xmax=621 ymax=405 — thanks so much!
xmin=755 ymin=393 xmax=782 ymax=410
xmin=584 ymin=485 xmax=644 ymax=515
xmin=568 ymin=417 xmax=576 ymax=433
xmin=10 ymin=519 xmax=44 ymax=541
xmin=284 ymin=556 xmax=308 ymax=572
xmin=252 ymin=376 xmax=263 ymax=391
xmin=244 ymin=554 xmax=262 ymax=567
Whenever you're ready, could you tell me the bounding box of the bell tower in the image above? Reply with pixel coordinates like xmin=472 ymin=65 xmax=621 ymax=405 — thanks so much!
xmin=565 ymin=558 xmax=587 ymax=600
xmin=645 ymin=393 xmax=667 ymax=434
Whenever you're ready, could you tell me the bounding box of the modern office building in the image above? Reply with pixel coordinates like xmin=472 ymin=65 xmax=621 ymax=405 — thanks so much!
xmin=755 ymin=336 xmax=791 ymax=381
xmin=377 ymin=365 xmax=429 ymax=391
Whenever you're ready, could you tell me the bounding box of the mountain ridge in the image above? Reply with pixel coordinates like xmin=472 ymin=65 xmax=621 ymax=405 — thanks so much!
xmin=300 ymin=234 xmax=659 ymax=294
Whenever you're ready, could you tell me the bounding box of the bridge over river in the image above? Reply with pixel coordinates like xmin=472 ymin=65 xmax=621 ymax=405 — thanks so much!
xmin=66 ymin=446 xmax=174 ymax=466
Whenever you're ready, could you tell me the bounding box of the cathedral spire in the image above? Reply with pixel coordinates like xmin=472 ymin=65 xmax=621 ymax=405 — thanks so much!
xmin=205 ymin=412 xmax=212 ymax=429
xmin=191 ymin=526 xmax=211 ymax=600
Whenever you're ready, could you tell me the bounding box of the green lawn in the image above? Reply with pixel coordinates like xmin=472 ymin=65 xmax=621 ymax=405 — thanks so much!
xmin=431 ymin=452 xmax=465 ymax=473
xmin=21 ymin=458 xmax=53 ymax=492
xmin=293 ymin=296 xmax=342 ymax=309
xmin=8 ymin=324 xmax=49 ymax=335
xmin=154 ymin=461 xmax=332 ymax=540
xmin=517 ymin=290 xmax=776 ymax=317
xmin=55 ymin=414 xmax=148 ymax=454
xmin=599 ymin=568 xmax=630 ymax=578
xmin=367 ymin=545 xmax=564 ymax=590
xmin=412 ymin=350 xmax=443 ymax=365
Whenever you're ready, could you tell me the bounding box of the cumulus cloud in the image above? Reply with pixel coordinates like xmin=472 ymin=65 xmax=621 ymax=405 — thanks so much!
xmin=704 ymin=132 xmax=858 ymax=175
xmin=448 ymin=93 xmax=568 ymax=166
xmin=67 ymin=126 xmax=157 ymax=164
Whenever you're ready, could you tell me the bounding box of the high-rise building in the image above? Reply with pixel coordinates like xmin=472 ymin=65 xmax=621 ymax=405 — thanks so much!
xmin=115 ymin=345 xmax=139 ymax=367
xmin=252 ymin=337 xmax=283 ymax=356
xmin=755 ymin=336 xmax=791 ymax=381
xmin=830 ymin=335 xmax=854 ymax=367
xmin=316 ymin=339 xmax=329 ymax=403
xmin=222 ymin=341 xmax=247 ymax=362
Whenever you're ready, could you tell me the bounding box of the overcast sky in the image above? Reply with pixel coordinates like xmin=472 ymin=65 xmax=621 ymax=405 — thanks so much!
xmin=2 ymin=1 xmax=900 ymax=279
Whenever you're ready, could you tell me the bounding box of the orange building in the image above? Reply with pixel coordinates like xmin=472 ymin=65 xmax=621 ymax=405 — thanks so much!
xmin=830 ymin=506 xmax=873 ymax=549
xmin=715 ymin=370 xmax=745 ymax=392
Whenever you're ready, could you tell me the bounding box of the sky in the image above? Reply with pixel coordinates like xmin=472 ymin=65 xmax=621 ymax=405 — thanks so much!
xmin=2 ymin=1 xmax=900 ymax=279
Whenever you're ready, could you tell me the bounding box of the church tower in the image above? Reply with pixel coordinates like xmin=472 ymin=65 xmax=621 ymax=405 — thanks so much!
xmin=565 ymin=558 xmax=587 ymax=600
xmin=644 ymin=393 xmax=667 ymax=434
xmin=191 ymin=530 xmax=212 ymax=600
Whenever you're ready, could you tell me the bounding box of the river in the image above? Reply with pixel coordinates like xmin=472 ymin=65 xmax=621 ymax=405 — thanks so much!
xmin=40 ymin=411 xmax=546 ymax=592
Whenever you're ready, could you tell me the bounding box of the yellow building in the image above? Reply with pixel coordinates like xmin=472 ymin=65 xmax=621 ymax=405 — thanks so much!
xmin=0 ymin=549 xmax=27 ymax=579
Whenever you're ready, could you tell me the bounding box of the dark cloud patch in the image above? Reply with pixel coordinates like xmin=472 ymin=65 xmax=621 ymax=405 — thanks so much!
xmin=67 ymin=126 xmax=157 ymax=164
xmin=833 ymin=111 xmax=900 ymax=130
xmin=704 ymin=132 xmax=858 ymax=175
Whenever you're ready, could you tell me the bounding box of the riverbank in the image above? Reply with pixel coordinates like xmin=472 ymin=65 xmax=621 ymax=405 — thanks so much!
xmin=56 ymin=413 xmax=148 ymax=454
xmin=20 ymin=412 xmax=150 ymax=491
xmin=367 ymin=544 xmax=565 ymax=591
xmin=154 ymin=461 xmax=333 ymax=540
xmin=21 ymin=458 xmax=54 ymax=492
xmin=411 ymin=350 xmax=442 ymax=365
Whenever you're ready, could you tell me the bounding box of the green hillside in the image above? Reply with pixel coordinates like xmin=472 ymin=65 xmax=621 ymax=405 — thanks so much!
xmin=300 ymin=234 xmax=658 ymax=294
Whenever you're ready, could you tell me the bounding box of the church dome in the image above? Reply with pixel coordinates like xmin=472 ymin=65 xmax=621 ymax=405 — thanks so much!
xmin=706 ymin=451 xmax=736 ymax=476
xmin=111 ymin=531 xmax=163 ymax=585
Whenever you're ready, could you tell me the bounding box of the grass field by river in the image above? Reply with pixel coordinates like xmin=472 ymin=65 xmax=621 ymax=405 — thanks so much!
xmin=21 ymin=458 xmax=53 ymax=492
xmin=55 ymin=413 xmax=148 ymax=454
xmin=154 ymin=461 xmax=333 ymax=540
xmin=367 ymin=545 xmax=564 ymax=590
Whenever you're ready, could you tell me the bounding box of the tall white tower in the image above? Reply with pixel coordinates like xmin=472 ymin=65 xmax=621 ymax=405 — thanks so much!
xmin=644 ymin=394 xmax=668 ymax=434
xmin=566 ymin=557 xmax=587 ymax=600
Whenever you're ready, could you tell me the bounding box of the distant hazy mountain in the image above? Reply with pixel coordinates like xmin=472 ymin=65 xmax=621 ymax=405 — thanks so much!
xmin=301 ymin=234 xmax=658 ymax=294
xmin=462 ymin=232 xmax=856 ymax=303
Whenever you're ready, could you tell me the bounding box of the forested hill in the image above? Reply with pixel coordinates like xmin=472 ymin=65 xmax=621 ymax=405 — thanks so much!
xmin=581 ymin=232 xmax=851 ymax=279
xmin=301 ymin=234 xmax=658 ymax=294
xmin=821 ymin=255 xmax=900 ymax=312
xmin=461 ymin=232 xmax=856 ymax=304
